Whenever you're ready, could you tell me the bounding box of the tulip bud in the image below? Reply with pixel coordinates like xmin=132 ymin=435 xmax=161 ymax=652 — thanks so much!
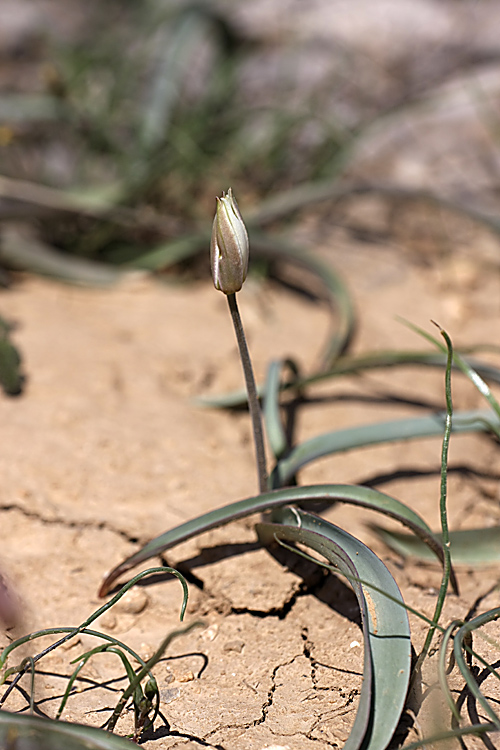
xmin=210 ymin=188 xmax=249 ymax=294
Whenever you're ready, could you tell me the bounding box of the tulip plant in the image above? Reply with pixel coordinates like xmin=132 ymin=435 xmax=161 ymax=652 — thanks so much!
xmin=210 ymin=189 xmax=267 ymax=494
xmin=96 ymin=191 xmax=500 ymax=748
xmin=1 ymin=190 xmax=500 ymax=749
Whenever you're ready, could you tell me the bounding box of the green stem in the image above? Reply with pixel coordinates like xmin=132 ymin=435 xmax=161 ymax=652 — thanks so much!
xmin=106 ymin=621 xmax=203 ymax=732
xmin=412 ymin=325 xmax=454 ymax=680
xmin=227 ymin=293 xmax=267 ymax=493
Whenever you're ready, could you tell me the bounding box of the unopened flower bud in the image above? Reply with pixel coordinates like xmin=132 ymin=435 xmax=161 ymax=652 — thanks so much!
xmin=210 ymin=188 xmax=249 ymax=294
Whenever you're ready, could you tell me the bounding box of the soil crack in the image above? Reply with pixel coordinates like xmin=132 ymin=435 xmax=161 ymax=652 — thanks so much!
xmin=0 ymin=502 xmax=140 ymax=544
xmin=229 ymin=580 xmax=318 ymax=620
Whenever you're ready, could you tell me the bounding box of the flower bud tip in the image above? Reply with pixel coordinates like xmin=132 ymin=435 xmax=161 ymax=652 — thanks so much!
xmin=210 ymin=188 xmax=249 ymax=294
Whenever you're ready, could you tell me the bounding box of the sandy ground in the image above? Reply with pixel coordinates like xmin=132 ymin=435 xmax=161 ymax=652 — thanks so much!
xmin=0 ymin=202 xmax=500 ymax=748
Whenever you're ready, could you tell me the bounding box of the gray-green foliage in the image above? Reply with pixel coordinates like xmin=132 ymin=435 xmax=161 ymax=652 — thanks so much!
xmin=97 ymin=322 xmax=500 ymax=748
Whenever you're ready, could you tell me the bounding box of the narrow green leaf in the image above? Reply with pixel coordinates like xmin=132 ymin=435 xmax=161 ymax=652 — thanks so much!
xmin=372 ymin=526 xmax=500 ymax=566
xmin=247 ymin=179 xmax=500 ymax=238
xmin=257 ymin=507 xmax=411 ymax=750
xmin=438 ymin=620 xmax=462 ymax=723
xmin=139 ymin=8 xmax=214 ymax=155
xmin=454 ymin=609 xmax=500 ymax=729
xmin=263 ymin=359 xmax=300 ymax=461
xmin=129 ymin=233 xmax=208 ymax=271
xmin=196 ymin=350 xmax=500 ymax=409
xmin=0 ymin=711 xmax=134 ymax=749
xmin=250 ymin=232 xmax=354 ymax=366
xmin=414 ymin=325 xmax=454 ymax=676
xmin=0 ymin=566 xmax=188 ymax=691
xmin=0 ymin=227 xmax=123 ymax=286
xmin=271 ymin=409 xmax=500 ymax=488
xmin=106 ymin=621 xmax=204 ymax=732
xmin=99 ymin=483 xmax=456 ymax=597
xmin=401 ymin=319 xmax=500 ymax=426
xmin=400 ymin=722 xmax=498 ymax=750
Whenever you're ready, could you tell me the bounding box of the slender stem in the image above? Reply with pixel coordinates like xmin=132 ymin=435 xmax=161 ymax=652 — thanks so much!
xmin=106 ymin=621 xmax=203 ymax=732
xmin=412 ymin=324 xmax=453 ymax=681
xmin=227 ymin=293 xmax=267 ymax=493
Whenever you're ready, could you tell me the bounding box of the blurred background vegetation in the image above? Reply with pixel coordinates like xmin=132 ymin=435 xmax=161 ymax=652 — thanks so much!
xmin=0 ymin=0 xmax=500 ymax=284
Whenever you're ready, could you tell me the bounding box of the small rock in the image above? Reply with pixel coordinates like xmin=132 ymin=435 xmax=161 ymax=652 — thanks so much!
xmin=114 ymin=588 xmax=148 ymax=615
xmin=223 ymin=639 xmax=245 ymax=653
xmin=61 ymin=636 xmax=82 ymax=651
xmin=139 ymin=642 xmax=154 ymax=660
xmin=177 ymin=670 xmax=194 ymax=682
xmin=200 ymin=623 xmax=219 ymax=642
xmin=98 ymin=612 xmax=117 ymax=631
xmin=160 ymin=687 xmax=180 ymax=704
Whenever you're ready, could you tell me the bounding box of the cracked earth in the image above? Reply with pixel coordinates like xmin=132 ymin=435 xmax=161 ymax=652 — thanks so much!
xmin=1 ymin=208 xmax=500 ymax=748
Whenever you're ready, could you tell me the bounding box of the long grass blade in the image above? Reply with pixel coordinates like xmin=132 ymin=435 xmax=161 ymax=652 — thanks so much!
xmin=0 ymin=566 xmax=187 ymax=705
xmin=401 ymin=319 xmax=500 ymax=425
xmin=271 ymin=409 xmax=500 ymax=488
xmin=197 ymin=350 xmax=500 ymax=409
xmin=99 ymin=483 xmax=457 ymax=596
xmin=247 ymin=180 xmax=500 ymax=238
xmin=139 ymin=8 xmax=214 ymax=155
xmin=454 ymin=609 xmax=500 ymax=730
xmin=0 ymin=227 xmax=124 ymax=286
xmin=400 ymin=722 xmax=498 ymax=750
xmin=106 ymin=620 xmax=203 ymax=732
xmin=438 ymin=620 xmax=462 ymax=723
xmin=413 ymin=326 xmax=453 ymax=676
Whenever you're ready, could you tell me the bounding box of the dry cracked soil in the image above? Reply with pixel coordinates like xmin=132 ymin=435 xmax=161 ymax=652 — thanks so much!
xmin=1 ymin=201 xmax=500 ymax=749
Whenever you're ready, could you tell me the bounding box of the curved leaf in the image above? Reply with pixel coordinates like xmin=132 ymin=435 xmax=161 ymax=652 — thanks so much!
xmin=0 ymin=227 xmax=125 ymax=286
xmin=401 ymin=320 xmax=500 ymax=428
xmin=257 ymin=507 xmax=411 ymax=750
xmin=196 ymin=350 xmax=500 ymax=409
xmin=271 ymin=409 xmax=500 ymax=488
xmin=372 ymin=526 xmax=500 ymax=566
xmin=263 ymin=358 xmax=300 ymax=461
xmin=99 ymin=483 xmax=457 ymax=596
xmin=0 ymin=711 xmax=133 ymax=750
xmin=250 ymin=232 xmax=355 ymax=365
xmin=454 ymin=609 xmax=500 ymax=730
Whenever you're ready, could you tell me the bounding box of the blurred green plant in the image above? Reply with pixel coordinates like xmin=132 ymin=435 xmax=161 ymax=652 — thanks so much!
xmin=0 ymin=315 xmax=23 ymax=396
xmin=0 ymin=3 xmax=354 ymax=274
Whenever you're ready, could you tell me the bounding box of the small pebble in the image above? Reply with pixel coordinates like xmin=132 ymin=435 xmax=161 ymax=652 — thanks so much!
xmin=61 ymin=636 xmax=82 ymax=651
xmin=201 ymin=623 xmax=219 ymax=642
xmin=160 ymin=687 xmax=180 ymax=704
xmin=177 ymin=670 xmax=194 ymax=683
xmin=140 ymin=643 xmax=154 ymax=660
xmin=223 ymin=639 xmax=244 ymax=653
xmin=98 ymin=612 xmax=117 ymax=630
xmin=114 ymin=588 xmax=148 ymax=615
